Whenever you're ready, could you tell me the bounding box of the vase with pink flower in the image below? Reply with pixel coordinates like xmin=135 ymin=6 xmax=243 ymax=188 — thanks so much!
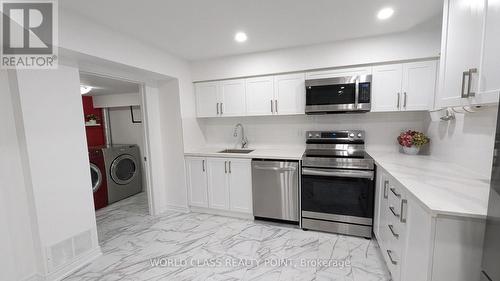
xmin=397 ymin=130 xmax=430 ymax=155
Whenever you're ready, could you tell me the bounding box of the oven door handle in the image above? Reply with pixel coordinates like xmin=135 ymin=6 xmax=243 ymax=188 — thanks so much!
xmin=302 ymin=168 xmax=374 ymax=179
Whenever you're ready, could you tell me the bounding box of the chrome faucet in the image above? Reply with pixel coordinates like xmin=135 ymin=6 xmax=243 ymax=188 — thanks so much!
xmin=233 ymin=123 xmax=248 ymax=149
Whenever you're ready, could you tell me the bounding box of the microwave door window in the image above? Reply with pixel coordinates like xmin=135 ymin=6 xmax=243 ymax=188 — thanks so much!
xmin=306 ymin=84 xmax=356 ymax=106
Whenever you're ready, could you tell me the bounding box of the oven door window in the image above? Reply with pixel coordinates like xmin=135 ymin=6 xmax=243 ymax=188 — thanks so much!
xmin=301 ymin=174 xmax=374 ymax=218
xmin=306 ymin=83 xmax=356 ymax=105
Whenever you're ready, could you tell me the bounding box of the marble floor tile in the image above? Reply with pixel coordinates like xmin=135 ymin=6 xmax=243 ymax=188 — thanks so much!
xmin=66 ymin=193 xmax=391 ymax=281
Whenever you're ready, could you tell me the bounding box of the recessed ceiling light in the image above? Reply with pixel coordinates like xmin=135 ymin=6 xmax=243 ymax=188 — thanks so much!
xmin=234 ymin=32 xmax=248 ymax=43
xmin=80 ymin=85 xmax=92 ymax=95
xmin=377 ymin=7 xmax=394 ymax=20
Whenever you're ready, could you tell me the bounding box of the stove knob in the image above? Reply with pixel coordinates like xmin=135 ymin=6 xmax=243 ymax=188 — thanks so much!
xmin=315 ymin=133 xmax=320 ymax=138
xmin=349 ymin=133 xmax=355 ymax=138
xmin=308 ymin=133 xmax=313 ymax=138
xmin=358 ymin=133 xmax=362 ymax=138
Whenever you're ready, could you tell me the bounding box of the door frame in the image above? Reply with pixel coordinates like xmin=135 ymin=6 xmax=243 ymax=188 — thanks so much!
xmin=80 ymin=70 xmax=156 ymax=215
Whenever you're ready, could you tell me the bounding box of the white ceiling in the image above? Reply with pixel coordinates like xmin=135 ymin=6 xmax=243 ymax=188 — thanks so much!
xmin=80 ymin=73 xmax=140 ymax=96
xmin=62 ymin=0 xmax=442 ymax=61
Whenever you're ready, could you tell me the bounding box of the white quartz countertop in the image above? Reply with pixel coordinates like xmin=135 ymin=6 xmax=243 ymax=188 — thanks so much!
xmin=367 ymin=150 xmax=490 ymax=219
xmin=184 ymin=147 xmax=305 ymax=160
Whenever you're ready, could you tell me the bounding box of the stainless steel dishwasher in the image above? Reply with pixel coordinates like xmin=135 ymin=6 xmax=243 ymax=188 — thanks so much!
xmin=251 ymin=159 xmax=299 ymax=223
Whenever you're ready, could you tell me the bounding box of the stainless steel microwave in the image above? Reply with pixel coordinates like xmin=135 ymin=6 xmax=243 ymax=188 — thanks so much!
xmin=305 ymin=74 xmax=372 ymax=114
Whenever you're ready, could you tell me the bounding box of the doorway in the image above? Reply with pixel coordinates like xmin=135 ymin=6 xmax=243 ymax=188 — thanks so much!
xmin=79 ymin=72 xmax=153 ymax=242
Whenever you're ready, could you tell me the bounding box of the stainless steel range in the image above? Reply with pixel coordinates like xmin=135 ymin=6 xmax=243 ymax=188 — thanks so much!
xmin=301 ymin=130 xmax=375 ymax=238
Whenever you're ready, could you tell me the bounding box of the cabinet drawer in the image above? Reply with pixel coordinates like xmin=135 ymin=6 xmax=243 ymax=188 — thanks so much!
xmin=385 ymin=246 xmax=402 ymax=281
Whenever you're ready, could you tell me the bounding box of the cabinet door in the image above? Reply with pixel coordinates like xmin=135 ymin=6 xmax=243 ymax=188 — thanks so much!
xmin=476 ymin=0 xmax=500 ymax=104
xmin=274 ymin=73 xmax=306 ymax=115
xmin=206 ymin=158 xmax=230 ymax=210
xmin=402 ymin=61 xmax=437 ymax=111
xmin=220 ymin=79 xmax=246 ymax=117
xmin=400 ymin=196 xmax=433 ymax=281
xmin=227 ymin=159 xmax=253 ymax=214
xmin=185 ymin=157 xmax=208 ymax=208
xmin=245 ymin=76 xmax=275 ymax=116
xmin=371 ymin=64 xmax=403 ymax=112
xmin=195 ymin=82 xmax=219 ymax=117
xmin=438 ymin=0 xmax=485 ymax=107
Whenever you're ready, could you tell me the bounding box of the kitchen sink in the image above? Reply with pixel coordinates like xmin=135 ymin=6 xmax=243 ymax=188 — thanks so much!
xmin=218 ymin=149 xmax=254 ymax=154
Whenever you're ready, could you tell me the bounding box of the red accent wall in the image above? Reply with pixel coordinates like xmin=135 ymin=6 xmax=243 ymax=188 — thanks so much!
xmin=82 ymin=96 xmax=106 ymax=147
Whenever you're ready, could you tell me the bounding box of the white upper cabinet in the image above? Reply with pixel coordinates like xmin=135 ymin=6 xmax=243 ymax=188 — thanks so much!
xmin=274 ymin=73 xmax=306 ymax=115
xmin=438 ymin=0 xmax=484 ymax=107
xmin=195 ymin=82 xmax=219 ymax=117
xmin=372 ymin=61 xmax=436 ymax=112
xmin=438 ymin=0 xmax=499 ymax=107
xmin=372 ymin=64 xmax=403 ymax=112
xmin=402 ymin=61 xmax=437 ymax=111
xmin=476 ymin=0 xmax=500 ymax=104
xmin=245 ymin=76 xmax=275 ymax=116
xmin=305 ymin=66 xmax=372 ymax=79
xmin=220 ymin=79 xmax=246 ymax=116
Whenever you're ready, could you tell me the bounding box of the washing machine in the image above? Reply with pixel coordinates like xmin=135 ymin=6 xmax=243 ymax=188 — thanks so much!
xmin=88 ymin=146 xmax=108 ymax=210
xmin=102 ymin=144 xmax=143 ymax=204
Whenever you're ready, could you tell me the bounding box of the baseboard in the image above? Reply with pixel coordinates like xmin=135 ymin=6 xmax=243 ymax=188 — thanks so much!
xmin=189 ymin=206 xmax=253 ymax=220
xmin=165 ymin=204 xmax=190 ymax=213
xmin=43 ymin=246 xmax=102 ymax=281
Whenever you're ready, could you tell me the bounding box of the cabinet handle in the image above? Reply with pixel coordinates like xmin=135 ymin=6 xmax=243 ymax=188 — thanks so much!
xmin=461 ymin=71 xmax=470 ymax=98
xmin=216 ymin=103 xmax=220 ymax=115
xmin=271 ymin=100 xmax=274 ymax=113
xmin=400 ymin=199 xmax=408 ymax=223
xmin=389 ymin=206 xmax=400 ymax=218
xmin=387 ymin=250 xmax=398 ymax=265
xmin=467 ymin=68 xmax=478 ymax=97
xmin=388 ymin=224 xmax=399 ymax=238
xmin=220 ymin=103 xmax=223 ymax=115
xmin=403 ymin=92 xmax=407 ymax=109
xmin=202 ymin=160 xmax=205 ymax=172
xmin=397 ymin=92 xmax=401 ymax=109
xmin=390 ymin=187 xmax=401 ymax=198
xmin=383 ymin=180 xmax=389 ymax=199
xmin=275 ymin=100 xmax=278 ymax=113
xmin=224 ymin=161 xmax=227 ymax=173
xmin=229 ymin=161 xmax=232 ymax=173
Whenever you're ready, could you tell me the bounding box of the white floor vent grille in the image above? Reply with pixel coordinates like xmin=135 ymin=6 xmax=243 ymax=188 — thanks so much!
xmin=47 ymin=229 xmax=93 ymax=271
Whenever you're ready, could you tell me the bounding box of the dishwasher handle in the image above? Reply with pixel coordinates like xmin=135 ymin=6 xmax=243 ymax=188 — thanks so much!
xmin=252 ymin=165 xmax=297 ymax=172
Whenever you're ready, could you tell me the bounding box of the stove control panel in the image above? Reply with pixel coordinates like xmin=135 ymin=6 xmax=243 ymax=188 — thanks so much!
xmin=306 ymin=130 xmax=365 ymax=141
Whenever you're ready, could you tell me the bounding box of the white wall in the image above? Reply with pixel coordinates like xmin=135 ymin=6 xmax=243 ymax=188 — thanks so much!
xmin=157 ymin=79 xmax=188 ymax=211
xmin=0 ymin=70 xmax=40 ymax=281
xmin=92 ymin=93 xmax=141 ymax=108
xmin=12 ymin=65 xmax=99 ymax=277
xmin=190 ymin=20 xmax=442 ymax=81
xmin=108 ymin=106 xmax=144 ymax=150
xmin=426 ymin=106 xmax=499 ymax=178
xmin=199 ymin=112 xmax=428 ymax=151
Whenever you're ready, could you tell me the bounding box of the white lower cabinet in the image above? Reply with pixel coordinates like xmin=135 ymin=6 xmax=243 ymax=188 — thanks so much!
xmin=185 ymin=157 xmax=209 ymax=208
xmin=374 ymin=167 xmax=485 ymax=281
xmin=228 ymin=159 xmax=253 ymax=213
xmin=207 ymin=158 xmax=230 ymax=210
xmin=185 ymin=156 xmax=253 ymax=215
